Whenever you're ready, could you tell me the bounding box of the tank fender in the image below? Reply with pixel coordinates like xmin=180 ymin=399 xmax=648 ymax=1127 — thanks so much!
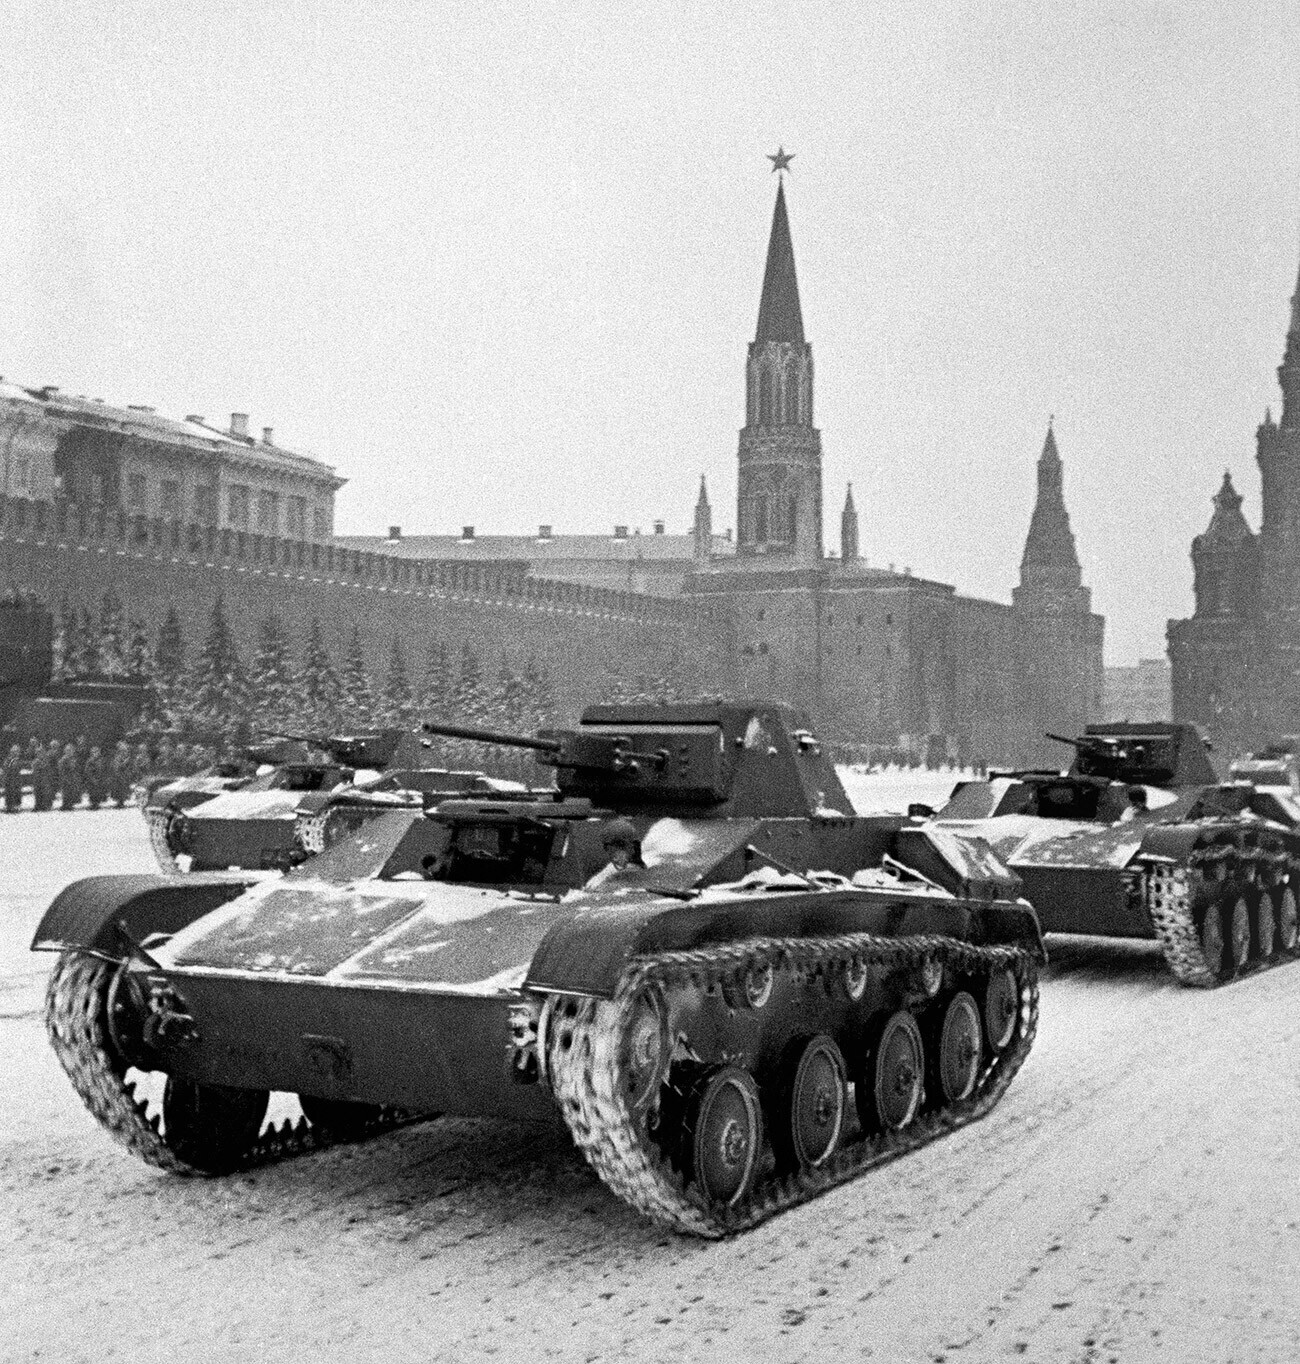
xmin=525 ymin=886 xmax=1044 ymax=998
xmin=1136 ymin=825 xmax=1204 ymax=865
xmin=31 ymin=873 xmax=257 ymax=957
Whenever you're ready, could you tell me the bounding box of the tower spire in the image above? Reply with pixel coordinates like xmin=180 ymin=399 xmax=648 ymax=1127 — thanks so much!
xmin=693 ymin=474 xmax=712 ymax=563
xmin=755 ymin=181 xmax=805 ymax=344
xmin=1019 ymin=422 xmax=1081 ymax=589
xmin=840 ymin=483 xmax=859 ymax=562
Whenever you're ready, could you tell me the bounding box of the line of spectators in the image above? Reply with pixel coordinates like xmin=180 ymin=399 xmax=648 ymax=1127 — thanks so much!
xmin=1 ymin=736 xmax=222 ymax=812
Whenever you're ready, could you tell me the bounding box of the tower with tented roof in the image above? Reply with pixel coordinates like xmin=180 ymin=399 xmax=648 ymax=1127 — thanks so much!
xmin=1012 ymin=422 xmax=1105 ymax=763
xmin=736 ymin=180 xmax=823 ymax=562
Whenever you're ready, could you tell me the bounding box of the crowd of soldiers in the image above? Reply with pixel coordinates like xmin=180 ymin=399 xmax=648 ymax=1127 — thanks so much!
xmin=0 ymin=736 xmax=222 ymax=813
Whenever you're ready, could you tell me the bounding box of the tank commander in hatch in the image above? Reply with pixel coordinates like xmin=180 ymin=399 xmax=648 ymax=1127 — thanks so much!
xmin=1119 ymin=785 xmax=1149 ymax=823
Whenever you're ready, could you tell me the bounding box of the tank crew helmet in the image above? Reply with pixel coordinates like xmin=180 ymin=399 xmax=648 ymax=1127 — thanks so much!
xmin=601 ymin=817 xmax=644 ymax=868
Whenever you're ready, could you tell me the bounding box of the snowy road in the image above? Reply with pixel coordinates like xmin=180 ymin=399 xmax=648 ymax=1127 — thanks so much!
xmin=5 ymin=781 xmax=1300 ymax=1363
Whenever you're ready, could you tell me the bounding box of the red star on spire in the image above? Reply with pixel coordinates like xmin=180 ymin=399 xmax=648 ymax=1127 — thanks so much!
xmin=767 ymin=146 xmax=795 ymax=173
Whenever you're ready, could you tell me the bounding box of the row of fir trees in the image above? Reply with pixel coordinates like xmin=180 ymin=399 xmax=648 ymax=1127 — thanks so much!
xmin=51 ymin=594 xmax=691 ymax=772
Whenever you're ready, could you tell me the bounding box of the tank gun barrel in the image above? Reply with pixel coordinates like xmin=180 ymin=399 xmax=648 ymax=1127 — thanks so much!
xmin=1046 ymin=731 xmax=1116 ymax=751
xmin=422 ymin=720 xmax=562 ymax=754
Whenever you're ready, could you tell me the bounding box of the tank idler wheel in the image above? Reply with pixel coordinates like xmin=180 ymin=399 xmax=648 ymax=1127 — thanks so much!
xmin=858 ymin=1010 xmax=924 ymax=1133
xmin=161 ymin=1077 xmax=269 ymax=1172
xmin=299 ymin=1095 xmax=386 ymax=1141
xmin=619 ymin=985 xmax=671 ymax=1114
xmin=771 ymin=1035 xmax=846 ymax=1172
xmin=684 ymin=1065 xmax=763 ymax=1209
xmin=982 ymin=967 xmax=1019 ymax=1053
xmin=1253 ymin=889 xmax=1276 ymax=961
xmin=1227 ymin=894 xmax=1251 ymax=974
xmin=1276 ymin=886 xmax=1299 ymax=953
xmin=933 ymin=991 xmax=982 ymax=1105
xmin=1200 ymin=902 xmax=1226 ymax=977
xmin=722 ymin=960 xmax=774 ymax=1011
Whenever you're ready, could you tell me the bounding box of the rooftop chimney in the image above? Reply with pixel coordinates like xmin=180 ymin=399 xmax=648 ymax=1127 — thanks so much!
xmin=653 ymin=520 xmax=665 ymax=535
xmin=185 ymin=414 xmax=205 ymax=425
xmin=126 ymin=405 xmax=156 ymax=413
xmin=462 ymin=525 xmax=475 ymax=541
xmin=538 ymin=524 xmax=553 ymax=540
xmin=613 ymin=525 xmax=629 ymax=539
xmin=262 ymin=427 xmax=274 ymax=445
xmin=388 ymin=525 xmax=401 ymax=540
xmin=230 ymin=412 xmax=249 ymax=439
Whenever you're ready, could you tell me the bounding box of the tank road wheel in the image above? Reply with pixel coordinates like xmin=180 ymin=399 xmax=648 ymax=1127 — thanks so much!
xmin=299 ymin=1095 xmax=385 ymax=1141
xmin=933 ymin=991 xmax=983 ymax=1105
xmin=1200 ymin=902 xmax=1227 ymax=977
xmin=841 ymin=957 xmax=869 ymax=1002
xmin=1227 ymin=894 xmax=1251 ymax=975
xmin=771 ymin=1035 xmax=846 ymax=1172
xmin=618 ymin=985 xmax=671 ymax=1114
xmin=1253 ymin=889 xmax=1277 ymax=961
xmin=1277 ymin=885 xmax=1299 ymax=953
xmin=858 ymin=1011 xmax=924 ymax=1133
xmin=161 ymin=1077 xmax=269 ymax=1173
xmin=685 ymin=1066 xmax=763 ymax=1210
xmin=982 ymin=967 xmax=1019 ymax=1053
xmin=722 ymin=960 xmax=774 ymax=1010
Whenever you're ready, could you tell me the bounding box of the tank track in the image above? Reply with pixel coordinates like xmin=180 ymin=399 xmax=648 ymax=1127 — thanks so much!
xmin=546 ymin=931 xmax=1039 ymax=1237
xmin=145 ymin=806 xmax=183 ymax=875
xmin=44 ymin=952 xmax=417 ymax=1174
xmin=1138 ymin=836 xmax=1297 ymax=987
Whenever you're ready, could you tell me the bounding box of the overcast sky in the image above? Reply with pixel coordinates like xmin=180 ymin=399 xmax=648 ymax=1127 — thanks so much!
xmin=5 ymin=1 xmax=1299 ymax=664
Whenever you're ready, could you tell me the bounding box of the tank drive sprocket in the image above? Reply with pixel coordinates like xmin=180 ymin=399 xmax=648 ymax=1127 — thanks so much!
xmin=546 ymin=929 xmax=1039 ymax=1237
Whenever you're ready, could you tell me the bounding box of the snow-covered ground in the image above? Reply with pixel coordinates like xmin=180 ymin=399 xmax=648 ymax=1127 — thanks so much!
xmin=5 ymin=779 xmax=1300 ymax=1362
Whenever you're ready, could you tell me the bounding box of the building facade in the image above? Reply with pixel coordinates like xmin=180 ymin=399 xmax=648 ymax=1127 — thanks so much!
xmin=1168 ymin=254 xmax=1300 ymax=750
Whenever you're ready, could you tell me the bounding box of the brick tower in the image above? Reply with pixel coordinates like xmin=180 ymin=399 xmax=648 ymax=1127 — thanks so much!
xmin=736 ymin=180 xmax=823 ymax=562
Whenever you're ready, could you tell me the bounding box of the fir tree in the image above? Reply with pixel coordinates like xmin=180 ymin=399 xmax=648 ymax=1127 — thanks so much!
xmin=521 ymin=655 xmax=557 ymax=730
xmin=339 ymin=626 xmax=375 ymax=728
xmin=452 ymin=642 xmax=487 ymax=719
xmin=98 ymin=592 xmax=128 ymax=677
xmin=247 ymin=613 xmax=297 ymax=734
xmin=380 ymin=634 xmax=414 ymax=728
xmin=51 ymin=599 xmax=75 ymax=681
xmin=298 ymin=618 xmax=340 ymax=731
xmin=418 ymin=638 xmax=453 ymax=722
xmin=491 ymin=656 xmax=528 ymax=731
xmin=189 ymin=595 xmax=245 ymax=743
xmin=156 ymin=606 xmax=185 ymax=683
xmin=72 ymin=607 xmax=99 ymax=677
xmin=125 ymin=617 xmax=153 ymax=678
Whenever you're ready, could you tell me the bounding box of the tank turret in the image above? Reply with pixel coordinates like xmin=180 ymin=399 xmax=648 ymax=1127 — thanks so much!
xmin=424 ymin=700 xmax=853 ymax=818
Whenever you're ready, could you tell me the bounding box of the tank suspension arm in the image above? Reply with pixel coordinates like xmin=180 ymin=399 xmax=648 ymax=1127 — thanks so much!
xmin=422 ymin=720 xmax=562 ymax=753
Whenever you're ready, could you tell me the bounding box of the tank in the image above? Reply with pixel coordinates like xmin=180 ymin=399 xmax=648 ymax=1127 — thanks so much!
xmin=143 ymin=730 xmax=515 ymax=874
xmin=34 ymin=700 xmax=1042 ymax=1236
xmin=931 ymin=721 xmax=1300 ymax=986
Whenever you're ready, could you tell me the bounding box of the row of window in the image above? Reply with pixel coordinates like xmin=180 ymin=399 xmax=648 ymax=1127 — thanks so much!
xmin=118 ymin=472 xmax=325 ymax=537
xmin=754 ymin=606 xmax=894 ymax=628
